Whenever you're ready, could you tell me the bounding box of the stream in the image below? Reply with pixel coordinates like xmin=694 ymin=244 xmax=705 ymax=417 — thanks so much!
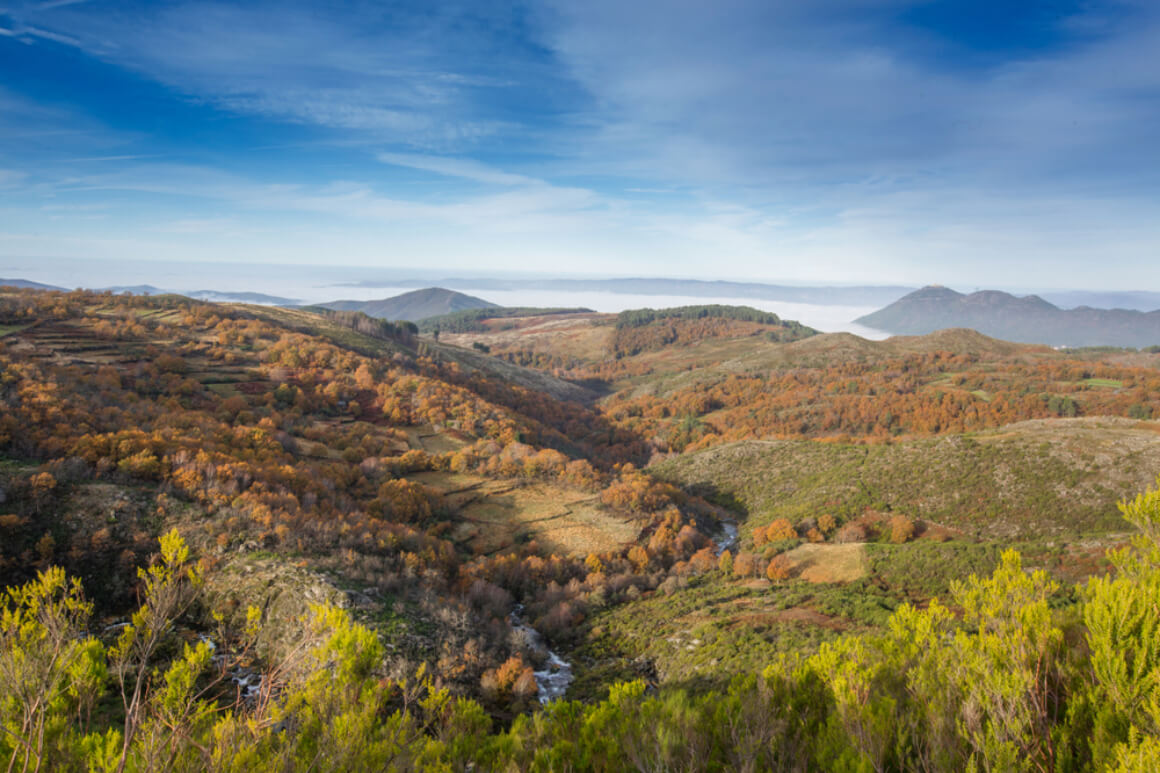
xmin=510 ymin=605 xmax=574 ymax=704
xmin=198 ymin=634 xmax=264 ymax=702
xmin=715 ymin=517 xmax=739 ymax=556
xmin=506 ymin=515 xmax=737 ymax=704
xmin=104 ymin=519 xmax=737 ymax=709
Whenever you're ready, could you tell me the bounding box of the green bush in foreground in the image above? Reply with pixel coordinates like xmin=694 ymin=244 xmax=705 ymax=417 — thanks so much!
xmin=5 ymin=483 xmax=1160 ymax=770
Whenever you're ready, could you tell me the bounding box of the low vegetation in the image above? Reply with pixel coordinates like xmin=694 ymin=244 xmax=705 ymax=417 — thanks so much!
xmin=652 ymin=421 xmax=1160 ymax=539
xmin=611 ymin=305 xmax=818 ymax=357
xmin=4 ymin=483 xmax=1159 ymax=770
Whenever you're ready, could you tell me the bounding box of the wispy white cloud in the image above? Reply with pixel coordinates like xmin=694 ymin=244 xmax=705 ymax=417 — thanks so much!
xmin=39 ymin=202 xmax=109 ymax=211
xmin=6 ymin=1 xmax=544 ymax=149
xmin=377 ymin=153 xmax=541 ymax=186
xmin=0 ymin=170 xmax=27 ymax=188
xmin=0 ymin=85 xmax=134 ymax=157
xmin=535 ymin=0 xmax=1160 ymax=193
xmin=61 ymin=154 xmax=161 ymax=163
xmin=35 ymin=1 xmax=93 ymax=10
xmin=36 ymin=159 xmax=607 ymax=234
xmin=21 ymin=24 xmax=79 ymax=45
xmin=9 ymin=143 xmax=1159 ymax=288
xmin=213 ymin=93 xmax=433 ymax=134
xmin=153 ymin=217 xmax=258 ymax=236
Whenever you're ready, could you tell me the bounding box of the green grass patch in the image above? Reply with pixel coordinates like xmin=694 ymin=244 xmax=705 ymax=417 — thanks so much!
xmin=867 ymin=542 xmax=1003 ymax=599
xmin=570 ymin=572 xmax=899 ymax=698
xmin=652 ymin=422 xmax=1160 ymax=541
xmin=205 ymin=383 xmax=241 ymax=397
xmin=1083 ymin=378 xmax=1123 ymax=388
xmin=572 ymin=533 xmax=1114 ymax=698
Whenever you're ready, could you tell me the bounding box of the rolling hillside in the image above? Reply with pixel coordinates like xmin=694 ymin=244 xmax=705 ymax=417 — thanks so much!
xmin=0 ymin=286 xmax=698 ymax=703
xmin=651 ymin=417 xmax=1160 ymax=540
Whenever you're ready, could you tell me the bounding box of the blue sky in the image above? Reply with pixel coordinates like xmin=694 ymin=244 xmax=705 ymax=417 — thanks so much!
xmin=0 ymin=0 xmax=1158 ymax=288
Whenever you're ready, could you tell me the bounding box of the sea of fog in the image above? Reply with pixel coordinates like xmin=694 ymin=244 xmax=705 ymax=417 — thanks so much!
xmin=3 ymin=257 xmax=890 ymax=339
xmin=335 ymin=285 xmax=888 ymax=339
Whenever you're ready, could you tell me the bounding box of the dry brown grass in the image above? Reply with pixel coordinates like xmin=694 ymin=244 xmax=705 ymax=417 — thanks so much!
xmin=403 ymin=424 xmax=468 ymax=454
xmin=443 ymin=312 xmax=614 ymax=362
xmin=413 ymin=472 xmax=642 ymax=556
xmin=777 ymin=543 xmax=869 ymax=583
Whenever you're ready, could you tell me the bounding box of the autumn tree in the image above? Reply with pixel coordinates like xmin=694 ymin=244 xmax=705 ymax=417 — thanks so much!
xmin=764 ymin=518 xmax=797 ymax=543
xmin=766 ymin=555 xmax=791 ymax=581
xmin=733 ymin=552 xmax=756 ymax=578
xmin=889 ymin=515 xmax=916 ymax=544
xmin=817 ymin=513 xmax=837 ymax=536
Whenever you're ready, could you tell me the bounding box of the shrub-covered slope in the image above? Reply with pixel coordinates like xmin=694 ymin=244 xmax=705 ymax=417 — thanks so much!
xmin=652 ymin=418 xmax=1160 ymax=539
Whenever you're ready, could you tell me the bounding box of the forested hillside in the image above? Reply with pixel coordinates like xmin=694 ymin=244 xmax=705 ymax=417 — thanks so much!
xmin=0 ymin=289 xmax=715 ymax=700
xmin=3 ymin=288 xmax=1160 ymax=770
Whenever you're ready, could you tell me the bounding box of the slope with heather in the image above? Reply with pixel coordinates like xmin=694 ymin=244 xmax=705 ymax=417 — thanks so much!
xmin=652 ymin=418 xmax=1160 ymax=541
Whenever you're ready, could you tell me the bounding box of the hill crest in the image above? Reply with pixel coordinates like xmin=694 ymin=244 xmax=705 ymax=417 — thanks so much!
xmin=321 ymin=287 xmax=499 ymax=321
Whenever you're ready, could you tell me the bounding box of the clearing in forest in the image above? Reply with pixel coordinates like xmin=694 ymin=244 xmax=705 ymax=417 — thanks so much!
xmin=778 ymin=543 xmax=868 ymax=583
xmin=413 ymin=472 xmax=642 ymax=557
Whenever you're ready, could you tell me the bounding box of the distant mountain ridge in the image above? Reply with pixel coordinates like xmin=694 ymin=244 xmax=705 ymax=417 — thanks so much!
xmin=0 ymin=278 xmax=66 ymax=291
xmin=857 ymin=286 xmax=1160 ymax=347
xmin=1041 ymin=290 xmax=1160 ymax=312
xmin=102 ymin=286 xmax=298 ymax=305
xmin=186 ymin=290 xmax=298 ymax=305
xmin=320 ymin=287 xmax=499 ymax=321
xmin=1 ymin=278 xmax=297 ymax=305
xmin=340 ymin=276 xmax=916 ymax=307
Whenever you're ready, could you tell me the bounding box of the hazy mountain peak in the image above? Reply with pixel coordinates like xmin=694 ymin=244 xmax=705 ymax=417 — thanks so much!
xmin=0 ymin=277 xmax=67 ymax=291
xmin=319 ymin=287 xmax=499 ymax=321
xmin=858 ymin=286 xmax=1160 ymax=347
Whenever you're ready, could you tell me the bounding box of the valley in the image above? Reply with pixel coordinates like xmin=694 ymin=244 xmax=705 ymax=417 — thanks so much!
xmin=2 ymin=287 xmax=1159 ymax=769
